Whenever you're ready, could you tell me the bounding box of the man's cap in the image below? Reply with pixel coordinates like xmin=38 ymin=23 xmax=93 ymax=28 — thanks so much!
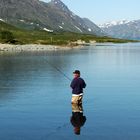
xmin=73 ymin=70 xmax=80 ymax=74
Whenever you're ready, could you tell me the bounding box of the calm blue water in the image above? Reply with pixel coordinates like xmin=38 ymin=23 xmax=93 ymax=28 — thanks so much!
xmin=0 ymin=43 xmax=140 ymax=140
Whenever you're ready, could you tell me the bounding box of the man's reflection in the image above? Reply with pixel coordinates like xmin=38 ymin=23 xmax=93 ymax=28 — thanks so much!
xmin=70 ymin=103 xmax=86 ymax=135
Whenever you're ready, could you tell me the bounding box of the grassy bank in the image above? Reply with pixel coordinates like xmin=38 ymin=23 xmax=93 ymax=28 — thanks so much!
xmin=0 ymin=21 xmax=138 ymax=45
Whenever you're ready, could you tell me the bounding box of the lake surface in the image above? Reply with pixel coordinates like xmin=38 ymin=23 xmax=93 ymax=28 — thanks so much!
xmin=0 ymin=43 xmax=140 ymax=140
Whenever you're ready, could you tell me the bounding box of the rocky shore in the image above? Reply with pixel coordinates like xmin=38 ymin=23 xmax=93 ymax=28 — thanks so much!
xmin=0 ymin=44 xmax=78 ymax=52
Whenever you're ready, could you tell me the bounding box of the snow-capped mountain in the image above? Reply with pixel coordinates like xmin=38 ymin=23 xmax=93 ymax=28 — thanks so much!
xmin=0 ymin=0 xmax=104 ymax=36
xmin=99 ymin=20 xmax=130 ymax=28
xmin=99 ymin=19 xmax=140 ymax=40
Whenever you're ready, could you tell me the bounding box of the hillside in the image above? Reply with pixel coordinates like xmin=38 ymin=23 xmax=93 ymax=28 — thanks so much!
xmin=0 ymin=0 xmax=104 ymax=36
xmin=0 ymin=21 xmax=136 ymax=45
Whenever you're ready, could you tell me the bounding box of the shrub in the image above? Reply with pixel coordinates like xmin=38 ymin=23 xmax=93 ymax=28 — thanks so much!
xmin=0 ymin=31 xmax=14 ymax=42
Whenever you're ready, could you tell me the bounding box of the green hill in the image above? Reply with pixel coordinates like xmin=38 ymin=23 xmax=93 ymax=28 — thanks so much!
xmin=0 ymin=21 xmax=137 ymax=45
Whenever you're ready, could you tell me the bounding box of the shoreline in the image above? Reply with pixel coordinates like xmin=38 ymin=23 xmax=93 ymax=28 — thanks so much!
xmin=0 ymin=43 xmax=84 ymax=52
xmin=0 ymin=42 xmax=138 ymax=52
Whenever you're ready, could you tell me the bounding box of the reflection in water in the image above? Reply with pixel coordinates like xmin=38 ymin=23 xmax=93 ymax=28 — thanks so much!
xmin=70 ymin=103 xmax=86 ymax=135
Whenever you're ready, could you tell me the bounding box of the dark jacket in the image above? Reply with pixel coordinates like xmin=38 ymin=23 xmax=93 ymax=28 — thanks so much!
xmin=70 ymin=77 xmax=86 ymax=95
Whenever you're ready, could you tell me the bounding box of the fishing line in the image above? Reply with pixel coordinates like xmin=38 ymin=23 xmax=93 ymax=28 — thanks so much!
xmin=46 ymin=59 xmax=72 ymax=82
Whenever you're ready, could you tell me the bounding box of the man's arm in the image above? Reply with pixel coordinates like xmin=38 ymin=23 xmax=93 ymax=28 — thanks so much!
xmin=83 ymin=80 xmax=86 ymax=88
xmin=70 ymin=79 xmax=75 ymax=89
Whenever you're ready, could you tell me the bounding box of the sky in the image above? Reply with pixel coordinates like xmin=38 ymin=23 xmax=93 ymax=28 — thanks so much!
xmin=43 ymin=0 xmax=140 ymax=24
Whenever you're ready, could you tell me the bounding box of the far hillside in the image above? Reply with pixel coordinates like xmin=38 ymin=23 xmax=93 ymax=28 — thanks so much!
xmin=0 ymin=21 xmax=137 ymax=45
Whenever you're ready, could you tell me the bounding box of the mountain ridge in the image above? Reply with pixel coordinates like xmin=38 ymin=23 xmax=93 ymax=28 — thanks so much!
xmin=0 ymin=0 xmax=104 ymax=36
xmin=100 ymin=19 xmax=140 ymax=40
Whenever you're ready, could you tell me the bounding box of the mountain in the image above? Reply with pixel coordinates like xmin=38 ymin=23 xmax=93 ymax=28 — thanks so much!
xmin=0 ymin=0 xmax=104 ymax=36
xmin=82 ymin=18 xmax=104 ymax=35
xmin=99 ymin=20 xmax=130 ymax=28
xmin=99 ymin=19 xmax=140 ymax=40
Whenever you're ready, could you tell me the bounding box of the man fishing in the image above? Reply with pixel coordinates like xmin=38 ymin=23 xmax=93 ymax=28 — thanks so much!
xmin=70 ymin=70 xmax=86 ymax=104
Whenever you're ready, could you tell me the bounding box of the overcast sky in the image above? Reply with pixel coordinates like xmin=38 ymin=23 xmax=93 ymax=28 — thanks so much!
xmin=42 ymin=0 xmax=140 ymax=24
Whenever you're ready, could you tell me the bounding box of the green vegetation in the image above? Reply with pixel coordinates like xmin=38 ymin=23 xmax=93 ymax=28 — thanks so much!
xmin=0 ymin=21 xmax=138 ymax=45
xmin=1 ymin=31 xmax=14 ymax=42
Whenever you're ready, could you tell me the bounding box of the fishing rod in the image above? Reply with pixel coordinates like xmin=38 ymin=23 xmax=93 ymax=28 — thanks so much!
xmin=46 ymin=59 xmax=72 ymax=82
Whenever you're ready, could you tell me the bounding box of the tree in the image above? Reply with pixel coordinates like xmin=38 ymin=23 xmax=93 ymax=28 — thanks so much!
xmin=1 ymin=31 xmax=14 ymax=42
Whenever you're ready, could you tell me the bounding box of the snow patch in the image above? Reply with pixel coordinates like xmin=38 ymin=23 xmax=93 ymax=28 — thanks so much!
xmin=20 ymin=20 xmax=25 ymax=22
xmin=74 ymin=26 xmax=83 ymax=33
xmin=43 ymin=28 xmax=53 ymax=32
xmin=62 ymin=22 xmax=64 ymax=25
xmin=59 ymin=26 xmax=63 ymax=29
xmin=0 ymin=18 xmax=4 ymax=22
xmin=88 ymin=28 xmax=92 ymax=32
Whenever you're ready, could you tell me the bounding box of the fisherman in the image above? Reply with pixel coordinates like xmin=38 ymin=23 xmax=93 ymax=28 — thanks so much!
xmin=70 ymin=70 xmax=86 ymax=104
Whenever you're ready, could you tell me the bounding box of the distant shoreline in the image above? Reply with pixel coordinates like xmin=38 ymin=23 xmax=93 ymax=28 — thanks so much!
xmin=0 ymin=43 xmax=84 ymax=52
xmin=0 ymin=42 xmax=139 ymax=52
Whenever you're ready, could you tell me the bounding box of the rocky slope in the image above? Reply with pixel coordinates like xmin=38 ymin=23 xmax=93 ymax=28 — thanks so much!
xmin=0 ymin=0 xmax=104 ymax=35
